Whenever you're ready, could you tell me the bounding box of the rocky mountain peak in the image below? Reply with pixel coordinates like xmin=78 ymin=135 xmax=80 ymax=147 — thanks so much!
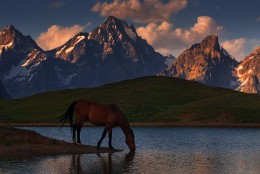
xmin=159 ymin=35 xmax=238 ymax=89
xmin=88 ymin=16 xmax=138 ymax=43
xmin=53 ymin=31 xmax=89 ymax=62
xmin=253 ymin=46 xmax=260 ymax=54
xmin=103 ymin=16 xmax=122 ymax=25
xmin=4 ymin=25 xmax=16 ymax=30
xmin=0 ymin=25 xmax=40 ymax=53
xmin=0 ymin=25 xmax=19 ymax=45
xmin=201 ymin=35 xmax=220 ymax=51
xmin=234 ymin=46 xmax=260 ymax=93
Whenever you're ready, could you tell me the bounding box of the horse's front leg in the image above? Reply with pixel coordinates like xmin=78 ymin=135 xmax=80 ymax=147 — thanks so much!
xmin=76 ymin=123 xmax=83 ymax=144
xmin=97 ymin=128 xmax=107 ymax=149
xmin=108 ymin=128 xmax=114 ymax=149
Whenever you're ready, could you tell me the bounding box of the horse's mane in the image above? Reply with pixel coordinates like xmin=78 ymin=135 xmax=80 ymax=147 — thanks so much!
xmin=110 ymin=104 xmax=133 ymax=135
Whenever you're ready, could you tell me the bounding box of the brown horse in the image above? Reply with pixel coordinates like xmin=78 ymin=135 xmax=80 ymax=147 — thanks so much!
xmin=60 ymin=100 xmax=136 ymax=152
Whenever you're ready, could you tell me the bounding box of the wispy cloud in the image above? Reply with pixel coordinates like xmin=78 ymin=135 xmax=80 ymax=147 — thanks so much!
xmin=136 ymin=16 xmax=223 ymax=56
xmin=221 ymin=38 xmax=260 ymax=61
xmin=257 ymin=17 xmax=260 ymax=22
xmin=36 ymin=24 xmax=85 ymax=50
xmin=49 ymin=2 xmax=66 ymax=9
xmin=91 ymin=0 xmax=187 ymax=23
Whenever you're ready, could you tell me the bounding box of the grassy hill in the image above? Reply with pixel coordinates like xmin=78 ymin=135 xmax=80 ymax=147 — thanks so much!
xmin=0 ymin=76 xmax=260 ymax=124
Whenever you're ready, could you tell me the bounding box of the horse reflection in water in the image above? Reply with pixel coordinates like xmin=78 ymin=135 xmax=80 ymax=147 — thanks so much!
xmin=70 ymin=152 xmax=135 ymax=174
xmin=60 ymin=100 xmax=136 ymax=152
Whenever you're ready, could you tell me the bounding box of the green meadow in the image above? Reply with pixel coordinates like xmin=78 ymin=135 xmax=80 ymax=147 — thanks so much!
xmin=0 ymin=76 xmax=260 ymax=124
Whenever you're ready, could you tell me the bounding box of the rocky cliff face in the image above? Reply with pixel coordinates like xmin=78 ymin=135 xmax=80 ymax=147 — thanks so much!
xmin=235 ymin=47 xmax=260 ymax=93
xmin=159 ymin=35 xmax=239 ymax=89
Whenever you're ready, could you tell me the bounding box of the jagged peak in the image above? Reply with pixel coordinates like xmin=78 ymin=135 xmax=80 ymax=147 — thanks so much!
xmin=0 ymin=25 xmax=41 ymax=52
xmin=74 ymin=32 xmax=88 ymax=39
xmin=2 ymin=25 xmax=22 ymax=35
xmin=4 ymin=25 xmax=16 ymax=30
xmin=103 ymin=16 xmax=121 ymax=24
xmin=1 ymin=25 xmax=24 ymax=38
xmin=253 ymin=46 xmax=260 ymax=53
xmin=201 ymin=35 xmax=220 ymax=50
xmin=101 ymin=16 xmax=131 ymax=29
xmin=89 ymin=16 xmax=138 ymax=42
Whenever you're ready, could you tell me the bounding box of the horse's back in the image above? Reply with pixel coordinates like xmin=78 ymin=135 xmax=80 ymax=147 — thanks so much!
xmin=75 ymin=100 xmax=121 ymax=126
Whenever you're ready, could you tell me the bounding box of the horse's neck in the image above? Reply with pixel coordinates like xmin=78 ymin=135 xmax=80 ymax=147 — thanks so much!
xmin=118 ymin=116 xmax=131 ymax=136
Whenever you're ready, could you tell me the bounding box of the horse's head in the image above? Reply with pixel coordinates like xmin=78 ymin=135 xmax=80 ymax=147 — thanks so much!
xmin=126 ymin=130 xmax=136 ymax=152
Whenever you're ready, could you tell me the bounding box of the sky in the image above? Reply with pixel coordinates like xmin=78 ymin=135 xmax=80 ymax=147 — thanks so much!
xmin=0 ymin=0 xmax=259 ymax=61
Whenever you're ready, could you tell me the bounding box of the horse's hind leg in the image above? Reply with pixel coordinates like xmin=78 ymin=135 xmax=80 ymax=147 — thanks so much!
xmin=108 ymin=128 xmax=114 ymax=149
xmin=72 ymin=123 xmax=77 ymax=144
xmin=97 ymin=128 xmax=107 ymax=149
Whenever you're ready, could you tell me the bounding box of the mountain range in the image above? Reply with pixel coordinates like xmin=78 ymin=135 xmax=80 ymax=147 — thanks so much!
xmin=0 ymin=16 xmax=259 ymax=98
xmin=0 ymin=16 xmax=167 ymax=98
xmin=159 ymin=36 xmax=260 ymax=93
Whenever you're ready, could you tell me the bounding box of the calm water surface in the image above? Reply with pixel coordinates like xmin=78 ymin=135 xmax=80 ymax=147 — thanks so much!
xmin=1 ymin=127 xmax=260 ymax=174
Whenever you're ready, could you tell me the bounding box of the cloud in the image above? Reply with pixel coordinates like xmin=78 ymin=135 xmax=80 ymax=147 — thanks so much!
xmin=49 ymin=2 xmax=66 ymax=8
xmin=221 ymin=38 xmax=260 ymax=61
xmin=91 ymin=0 xmax=187 ymax=23
xmin=221 ymin=38 xmax=247 ymax=61
xmin=136 ymin=16 xmax=223 ymax=56
xmin=257 ymin=17 xmax=260 ymax=22
xmin=36 ymin=25 xmax=85 ymax=50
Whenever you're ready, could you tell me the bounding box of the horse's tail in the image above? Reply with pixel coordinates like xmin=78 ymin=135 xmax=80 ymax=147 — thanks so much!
xmin=59 ymin=101 xmax=77 ymax=128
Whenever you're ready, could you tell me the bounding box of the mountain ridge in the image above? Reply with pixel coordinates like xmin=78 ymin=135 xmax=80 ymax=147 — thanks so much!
xmin=0 ymin=16 xmax=259 ymax=98
xmin=0 ymin=16 xmax=167 ymax=98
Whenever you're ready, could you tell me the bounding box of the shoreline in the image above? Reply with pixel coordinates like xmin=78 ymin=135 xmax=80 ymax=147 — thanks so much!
xmin=0 ymin=126 xmax=121 ymax=160
xmin=1 ymin=122 xmax=260 ymax=128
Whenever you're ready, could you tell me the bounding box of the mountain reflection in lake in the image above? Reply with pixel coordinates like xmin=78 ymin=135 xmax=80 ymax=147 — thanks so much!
xmin=0 ymin=127 xmax=260 ymax=173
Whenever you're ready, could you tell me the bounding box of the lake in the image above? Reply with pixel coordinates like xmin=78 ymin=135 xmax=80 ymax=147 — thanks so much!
xmin=1 ymin=127 xmax=260 ymax=173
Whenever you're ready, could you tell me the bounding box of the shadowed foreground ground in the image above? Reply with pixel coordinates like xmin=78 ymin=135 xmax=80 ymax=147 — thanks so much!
xmin=0 ymin=126 xmax=120 ymax=159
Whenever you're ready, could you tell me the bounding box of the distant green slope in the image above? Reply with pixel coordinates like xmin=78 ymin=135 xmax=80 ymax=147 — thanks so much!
xmin=0 ymin=76 xmax=260 ymax=123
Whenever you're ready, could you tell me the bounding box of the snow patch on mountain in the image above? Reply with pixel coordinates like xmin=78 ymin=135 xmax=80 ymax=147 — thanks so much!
xmin=75 ymin=36 xmax=85 ymax=44
xmin=0 ymin=41 xmax=14 ymax=54
xmin=57 ymin=35 xmax=86 ymax=55
xmin=22 ymin=50 xmax=40 ymax=67
xmin=5 ymin=60 xmax=41 ymax=80
xmin=236 ymin=77 xmax=249 ymax=91
xmin=249 ymin=55 xmax=254 ymax=60
xmin=64 ymin=74 xmax=77 ymax=85
xmin=236 ymin=65 xmax=243 ymax=78
xmin=0 ymin=30 xmax=5 ymax=36
xmin=56 ymin=45 xmax=66 ymax=56
xmin=65 ymin=46 xmax=74 ymax=54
